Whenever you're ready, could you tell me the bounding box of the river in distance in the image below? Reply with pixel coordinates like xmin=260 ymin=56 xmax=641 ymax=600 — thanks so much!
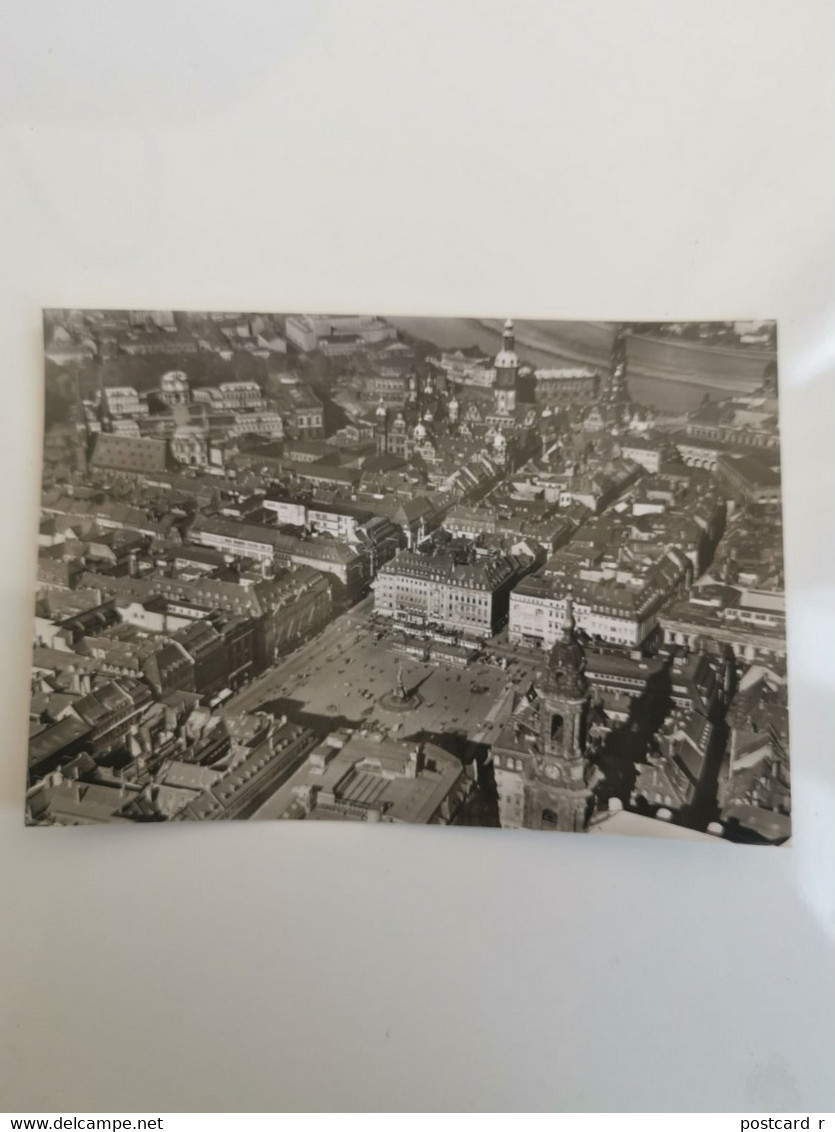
xmin=388 ymin=316 xmax=770 ymax=414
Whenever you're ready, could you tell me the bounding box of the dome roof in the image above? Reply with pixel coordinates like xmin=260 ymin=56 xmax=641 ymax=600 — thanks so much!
xmin=161 ymin=370 xmax=188 ymax=387
xmin=548 ymin=632 xmax=585 ymax=677
xmin=543 ymin=598 xmax=587 ymax=697
xmin=495 ymin=349 xmax=519 ymax=369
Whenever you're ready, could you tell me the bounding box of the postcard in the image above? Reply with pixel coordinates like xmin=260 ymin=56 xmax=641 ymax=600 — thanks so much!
xmin=28 ymin=311 xmax=788 ymax=842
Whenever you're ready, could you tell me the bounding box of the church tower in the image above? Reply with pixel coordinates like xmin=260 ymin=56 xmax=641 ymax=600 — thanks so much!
xmin=448 ymin=392 xmax=459 ymax=425
xmin=97 ymin=372 xmax=113 ymax=433
xmin=494 ymin=318 xmax=519 ymax=416
xmin=72 ymin=370 xmax=89 ymax=476
xmin=374 ymin=397 xmax=388 ymax=454
xmin=606 ymin=324 xmax=632 ymax=420
xmin=525 ymin=597 xmax=594 ymax=832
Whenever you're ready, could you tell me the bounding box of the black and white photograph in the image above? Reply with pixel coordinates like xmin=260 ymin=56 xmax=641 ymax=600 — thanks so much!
xmin=4 ymin=0 xmax=835 ymax=1117
xmin=30 ymin=310 xmax=788 ymax=841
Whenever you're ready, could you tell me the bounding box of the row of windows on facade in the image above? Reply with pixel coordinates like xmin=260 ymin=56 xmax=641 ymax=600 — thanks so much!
xmin=382 ymin=573 xmax=491 ymax=590
xmin=728 ymin=609 xmax=782 ymax=625
xmin=382 ymin=579 xmax=492 ymax=599
xmin=512 ymin=593 xmax=641 ymax=620
xmin=385 ymin=585 xmax=490 ymax=606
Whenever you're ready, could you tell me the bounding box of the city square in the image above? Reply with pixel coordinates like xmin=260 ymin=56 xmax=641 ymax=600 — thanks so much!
xmin=28 ymin=310 xmax=788 ymax=840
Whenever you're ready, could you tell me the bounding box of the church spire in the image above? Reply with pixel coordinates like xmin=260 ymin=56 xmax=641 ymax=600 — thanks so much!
xmin=494 ymin=317 xmax=519 ymax=416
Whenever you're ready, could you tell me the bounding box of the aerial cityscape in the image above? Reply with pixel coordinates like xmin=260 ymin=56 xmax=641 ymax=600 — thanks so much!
xmin=27 ymin=310 xmax=789 ymax=841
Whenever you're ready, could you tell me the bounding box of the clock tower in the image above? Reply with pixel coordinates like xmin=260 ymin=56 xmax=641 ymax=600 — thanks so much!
xmin=494 ymin=318 xmax=519 ymax=416
xmin=524 ymin=597 xmax=594 ymax=832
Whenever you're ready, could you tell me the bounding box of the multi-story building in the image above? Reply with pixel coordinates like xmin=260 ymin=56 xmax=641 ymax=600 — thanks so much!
xmin=189 ymin=516 xmax=279 ymax=565
xmin=170 ymin=424 xmax=208 ymax=468
xmin=355 ymin=372 xmax=409 ymax=403
xmin=129 ymin=310 xmax=177 ymax=330
xmin=226 ymin=411 xmax=284 ymax=439
xmin=214 ymin=614 xmax=258 ymax=691
xmin=67 ymin=678 xmax=154 ymax=756
xmin=619 ymin=434 xmax=671 ymax=474
xmin=172 ymin=620 xmax=229 ymax=701
xmin=142 ymin=639 xmax=195 ymax=698
xmin=683 ymin=402 xmax=779 ymax=451
xmin=261 ymin=732 xmax=472 ymax=825
xmin=671 ymin=433 xmax=726 ymax=470
xmin=262 ymin=492 xmax=308 ymax=527
xmin=716 ymin=451 xmax=782 ymax=506
xmin=284 ymin=315 xmax=320 ymax=353
xmin=103 ymin=386 xmax=148 ymax=418
xmin=102 ymin=566 xmax=334 ymax=668
xmin=659 ymin=587 xmax=786 ymax=666
xmin=720 ymin=669 xmax=790 ymax=843
xmin=193 ymin=382 xmax=264 ymax=411
xmin=443 ymin=505 xmax=498 ymax=538
xmin=271 ymin=534 xmax=370 ymax=594
xmin=282 ymin=439 xmax=336 ymax=464
xmin=360 ymin=495 xmax=446 ymax=550
xmin=180 ymin=513 xmax=369 ymax=590
xmin=218 ymin=381 xmax=264 ymax=410
xmin=305 ymin=501 xmax=365 ymax=541
xmin=261 ymin=496 xmax=397 ymax=560
xmin=271 ymin=382 xmax=324 ymax=439
xmin=118 ymin=331 xmax=199 ymax=357
xmin=159 ymin=371 xmax=190 ymax=405
xmin=90 ymin=434 xmax=169 ymax=475
xmin=431 ymin=349 xmax=495 ymax=388
xmin=285 ymin=314 xmax=396 ymax=353
xmin=509 ymin=551 xmax=687 ymax=649
xmin=374 ymin=550 xmax=523 ymax=638
xmin=290 ymin=464 xmax=362 ymax=492
xmin=172 ymin=717 xmax=321 ymax=821
xmin=533 ymin=367 xmax=600 ymax=405
xmin=508 ymin=573 xmax=572 ymax=648
xmin=631 ymin=711 xmax=717 ymax=820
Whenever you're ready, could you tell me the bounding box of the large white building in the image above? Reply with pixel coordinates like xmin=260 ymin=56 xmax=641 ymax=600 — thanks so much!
xmin=262 ymin=494 xmax=308 ymax=527
xmin=159 ymin=371 xmax=190 ymax=406
xmin=170 ymin=424 xmax=208 ymax=468
xmin=193 ymin=382 xmax=264 ymax=411
xmin=659 ymin=586 xmax=786 ymax=665
xmin=509 ymin=554 xmax=687 ymax=649
xmin=533 ymin=367 xmax=599 ymax=405
xmin=619 ymin=436 xmax=665 ymax=474
xmin=431 ymin=350 xmax=495 ymax=388
xmin=374 ymin=550 xmax=523 ymax=639
xmin=227 ymin=411 xmax=284 ymax=439
xmin=285 ymin=314 xmax=396 ymax=353
xmin=103 ymin=386 xmax=148 ymax=419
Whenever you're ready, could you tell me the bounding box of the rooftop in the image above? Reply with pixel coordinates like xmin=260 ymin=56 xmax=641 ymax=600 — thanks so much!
xmin=379 ymin=549 xmax=520 ymax=590
xmin=267 ymin=733 xmax=464 ymax=825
